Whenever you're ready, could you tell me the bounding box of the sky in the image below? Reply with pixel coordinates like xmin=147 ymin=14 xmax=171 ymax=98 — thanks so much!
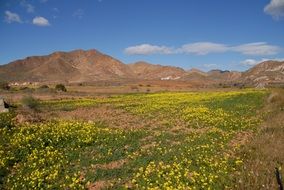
xmin=1 ymin=0 xmax=284 ymax=71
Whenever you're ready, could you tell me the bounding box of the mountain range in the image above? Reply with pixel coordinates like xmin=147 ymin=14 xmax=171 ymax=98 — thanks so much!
xmin=0 ymin=49 xmax=283 ymax=87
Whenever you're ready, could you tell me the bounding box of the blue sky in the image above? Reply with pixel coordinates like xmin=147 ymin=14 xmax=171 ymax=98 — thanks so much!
xmin=1 ymin=0 xmax=284 ymax=71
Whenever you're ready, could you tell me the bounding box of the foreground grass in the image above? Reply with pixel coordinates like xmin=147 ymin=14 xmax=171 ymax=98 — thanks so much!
xmin=233 ymin=89 xmax=284 ymax=189
xmin=0 ymin=90 xmax=268 ymax=189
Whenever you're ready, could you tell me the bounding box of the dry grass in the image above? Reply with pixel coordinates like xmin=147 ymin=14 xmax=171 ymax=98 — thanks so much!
xmin=233 ymin=89 xmax=284 ymax=189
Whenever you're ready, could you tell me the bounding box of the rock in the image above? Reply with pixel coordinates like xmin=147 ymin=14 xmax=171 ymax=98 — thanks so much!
xmin=0 ymin=97 xmax=9 ymax=113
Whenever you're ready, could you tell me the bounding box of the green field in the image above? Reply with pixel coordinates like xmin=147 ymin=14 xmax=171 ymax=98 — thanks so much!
xmin=0 ymin=90 xmax=269 ymax=189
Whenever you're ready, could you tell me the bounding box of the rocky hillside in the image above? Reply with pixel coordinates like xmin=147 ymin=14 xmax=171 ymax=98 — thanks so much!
xmin=128 ymin=61 xmax=186 ymax=80
xmin=241 ymin=61 xmax=284 ymax=87
xmin=0 ymin=49 xmax=283 ymax=87
xmin=0 ymin=49 xmax=134 ymax=83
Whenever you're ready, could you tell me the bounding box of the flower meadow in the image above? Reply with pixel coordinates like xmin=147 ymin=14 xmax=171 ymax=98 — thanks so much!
xmin=0 ymin=90 xmax=267 ymax=189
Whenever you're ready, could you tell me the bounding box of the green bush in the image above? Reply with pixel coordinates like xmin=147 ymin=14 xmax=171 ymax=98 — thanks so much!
xmin=55 ymin=84 xmax=67 ymax=92
xmin=21 ymin=96 xmax=39 ymax=109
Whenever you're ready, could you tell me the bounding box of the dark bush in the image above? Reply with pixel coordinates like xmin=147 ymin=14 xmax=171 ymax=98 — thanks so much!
xmin=19 ymin=87 xmax=35 ymax=92
xmin=55 ymin=84 xmax=67 ymax=92
xmin=0 ymin=81 xmax=10 ymax=90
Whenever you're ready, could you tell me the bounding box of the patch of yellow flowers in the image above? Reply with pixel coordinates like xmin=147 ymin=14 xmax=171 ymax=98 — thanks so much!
xmin=0 ymin=120 xmax=130 ymax=189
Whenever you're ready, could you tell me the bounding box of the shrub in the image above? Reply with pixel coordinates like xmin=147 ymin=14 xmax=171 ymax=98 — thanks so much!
xmin=21 ymin=96 xmax=39 ymax=109
xmin=55 ymin=84 xmax=67 ymax=92
xmin=19 ymin=86 xmax=34 ymax=92
xmin=0 ymin=81 xmax=10 ymax=90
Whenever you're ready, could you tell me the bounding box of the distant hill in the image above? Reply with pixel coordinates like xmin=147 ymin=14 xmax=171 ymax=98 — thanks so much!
xmin=128 ymin=61 xmax=186 ymax=80
xmin=241 ymin=61 xmax=284 ymax=87
xmin=0 ymin=49 xmax=283 ymax=87
xmin=0 ymin=49 xmax=133 ymax=83
xmin=207 ymin=69 xmax=242 ymax=82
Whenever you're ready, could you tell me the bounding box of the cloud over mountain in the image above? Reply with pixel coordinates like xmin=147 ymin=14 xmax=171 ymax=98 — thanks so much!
xmin=124 ymin=44 xmax=173 ymax=55
xmin=125 ymin=42 xmax=281 ymax=56
xmin=232 ymin=42 xmax=280 ymax=56
xmin=178 ymin=42 xmax=228 ymax=55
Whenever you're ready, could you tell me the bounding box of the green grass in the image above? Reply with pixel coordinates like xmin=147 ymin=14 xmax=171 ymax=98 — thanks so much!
xmin=0 ymin=89 xmax=268 ymax=189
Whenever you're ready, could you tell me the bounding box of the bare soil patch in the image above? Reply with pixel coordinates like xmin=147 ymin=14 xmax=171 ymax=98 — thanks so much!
xmin=92 ymin=159 xmax=128 ymax=170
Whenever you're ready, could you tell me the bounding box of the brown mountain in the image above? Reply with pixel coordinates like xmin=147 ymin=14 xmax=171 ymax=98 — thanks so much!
xmin=0 ymin=49 xmax=134 ymax=83
xmin=0 ymin=49 xmax=283 ymax=87
xmin=181 ymin=69 xmax=208 ymax=82
xmin=207 ymin=69 xmax=242 ymax=82
xmin=241 ymin=61 xmax=284 ymax=87
xmin=128 ymin=61 xmax=186 ymax=80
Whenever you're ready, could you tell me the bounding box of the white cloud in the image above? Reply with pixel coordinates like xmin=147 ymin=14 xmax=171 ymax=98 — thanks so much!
xmin=20 ymin=1 xmax=35 ymax=13
xmin=264 ymin=0 xmax=284 ymax=19
xmin=4 ymin=10 xmax=22 ymax=23
xmin=204 ymin=63 xmax=218 ymax=68
xmin=178 ymin=42 xmax=228 ymax=55
xmin=241 ymin=58 xmax=284 ymax=66
xmin=73 ymin=9 xmax=84 ymax=19
xmin=32 ymin=16 xmax=50 ymax=26
xmin=231 ymin=42 xmax=280 ymax=56
xmin=124 ymin=44 xmax=173 ymax=55
xmin=125 ymin=42 xmax=281 ymax=56
xmin=241 ymin=59 xmax=265 ymax=66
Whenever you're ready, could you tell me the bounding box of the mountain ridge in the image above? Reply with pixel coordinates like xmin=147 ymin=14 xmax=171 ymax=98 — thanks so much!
xmin=0 ymin=49 xmax=283 ymax=87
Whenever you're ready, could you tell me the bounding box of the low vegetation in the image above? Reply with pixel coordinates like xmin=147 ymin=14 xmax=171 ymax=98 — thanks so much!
xmin=21 ymin=95 xmax=39 ymax=109
xmin=0 ymin=81 xmax=10 ymax=90
xmin=1 ymin=89 xmax=281 ymax=189
xmin=0 ymin=112 xmax=15 ymax=129
xmin=233 ymin=89 xmax=284 ymax=189
xmin=39 ymin=84 xmax=49 ymax=89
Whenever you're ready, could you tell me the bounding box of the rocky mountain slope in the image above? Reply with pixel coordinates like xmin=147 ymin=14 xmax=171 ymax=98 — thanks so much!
xmin=0 ymin=49 xmax=134 ymax=83
xmin=241 ymin=61 xmax=284 ymax=87
xmin=128 ymin=61 xmax=186 ymax=80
